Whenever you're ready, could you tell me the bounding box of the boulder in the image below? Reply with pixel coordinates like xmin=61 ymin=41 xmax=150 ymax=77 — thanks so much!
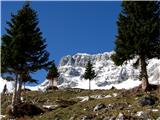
xmin=93 ymin=103 xmax=106 ymax=111
xmin=138 ymin=95 xmax=158 ymax=106
xmin=105 ymin=104 xmax=114 ymax=111
xmin=136 ymin=111 xmax=150 ymax=119
xmin=116 ymin=113 xmax=126 ymax=120
xmin=81 ymin=115 xmax=92 ymax=120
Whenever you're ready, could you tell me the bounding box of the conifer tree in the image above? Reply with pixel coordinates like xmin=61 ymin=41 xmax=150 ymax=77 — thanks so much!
xmin=1 ymin=2 xmax=52 ymax=114
xmin=112 ymin=1 xmax=160 ymax=91
xmin=83 ymin=60 xmax=96 ymax=91
xmin=46 ymin=62 xmax=59 ymax=88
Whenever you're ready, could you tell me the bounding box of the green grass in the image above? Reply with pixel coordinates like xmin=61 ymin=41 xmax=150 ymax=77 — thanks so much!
xmin=1 ymin=87 xmax=160 ymax=120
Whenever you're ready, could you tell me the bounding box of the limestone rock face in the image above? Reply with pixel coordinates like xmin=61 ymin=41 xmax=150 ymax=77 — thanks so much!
xmin=58 ymin=51 xmax=160 ymax=89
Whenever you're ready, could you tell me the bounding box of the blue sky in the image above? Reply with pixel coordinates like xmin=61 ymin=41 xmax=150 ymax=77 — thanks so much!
xmin=1 ymin=1 xmax=122 ymax=85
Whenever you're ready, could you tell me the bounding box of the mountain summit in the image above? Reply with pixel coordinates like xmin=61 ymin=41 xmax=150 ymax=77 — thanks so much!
xmin=58 ymin=51 xmax=160 ymax=89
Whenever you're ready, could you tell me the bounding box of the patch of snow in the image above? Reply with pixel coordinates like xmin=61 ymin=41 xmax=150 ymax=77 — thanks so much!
xmin=91 ymin=94 xmax=105 ymax=99
xmin=112 ymin=93 xmax=118 ymax=97
xmin=104 ymin=95 xmax=112 ymax=98
xmin=77 ymin=96 xmax=90 ymax=102
xmin=42 ymin=105 xmax=58 ymax=109
xmin=0 ymin=78 xmax=14 ymax=93
xmin=151 ymin=109 xmax=159 ymax=112
xmin=0 ymin=115 xmax=6 ymax=119
xmin=136 ymin=111 xmax=145 ymax=117
xmin=77 ymin=94 xmax=113 ymax=101
xmin=113 ymin=79 xmax=141 ymax=89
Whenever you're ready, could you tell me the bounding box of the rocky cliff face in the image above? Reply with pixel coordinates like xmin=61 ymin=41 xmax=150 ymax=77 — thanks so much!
xmin=58 ymin=51 xmax=160 ymax=89
xmin=60 ymin=52 xmax=110 ymax=67
xmin=1 ymin=51 xmax=160 ymax=92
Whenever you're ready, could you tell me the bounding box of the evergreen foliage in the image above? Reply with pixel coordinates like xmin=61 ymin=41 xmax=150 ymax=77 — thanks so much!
xmin=112 ymin=1 xmax=160 ymax=91
xmin=1 ymin=2 xmax=52 ymax=114
xmin=2 ymin=2 xmax=52 ymax=80
xmin=83 ymin=60 xmax=96 ymax=91
xmin=112 ymin=1 xmax=160 ymax=65
xmin=46 ymin=62 xmax=59 ymax=86
xmin=84 ymin=60 xmax=96 ymax=80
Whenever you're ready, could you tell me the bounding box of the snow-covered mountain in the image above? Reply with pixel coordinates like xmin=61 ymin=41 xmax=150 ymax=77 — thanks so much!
xmin=1 ymin=51 xmax=160 ymax=92
xmin=57 ymin=51 xmax=160 ymax=89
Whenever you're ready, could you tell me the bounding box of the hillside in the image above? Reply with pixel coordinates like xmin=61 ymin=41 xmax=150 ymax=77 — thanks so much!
xmin=1 ymin=51 xmax=160 ymax=120
xmin=1 ymin=87 xmax=160 ymax=120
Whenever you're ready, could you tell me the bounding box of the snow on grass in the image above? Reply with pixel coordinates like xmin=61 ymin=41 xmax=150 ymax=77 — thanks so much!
xmin=74 ymin=78 xmax=141 ymax=90
xmin=0 ymin=77 xmax=14 ymax=93
xmin=114 ymin=79 xmax=141 ymax=90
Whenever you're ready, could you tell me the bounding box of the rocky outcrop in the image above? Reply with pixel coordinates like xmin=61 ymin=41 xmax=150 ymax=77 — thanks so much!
xmin=58 ymin=51 xmax=160 ymax=89
xmin=138 ymin=95 xmax=158 ymax=106
xmin=93 ymin=103 xmax=106 ymax=111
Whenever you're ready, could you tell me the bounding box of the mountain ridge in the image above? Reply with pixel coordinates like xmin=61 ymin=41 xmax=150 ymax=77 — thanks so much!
xmin=57 ymin=51 xmax=160 ymax=89
xmin=1 ymin=51 xmax=160 ymax=92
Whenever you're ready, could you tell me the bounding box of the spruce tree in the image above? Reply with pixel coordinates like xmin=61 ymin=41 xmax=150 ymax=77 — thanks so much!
xmin=112 ymin=1 xmax=160 ymax=91
xmin=46 ymin=62 xmax=59 ymax=88
xmin=1 ymin=2 xmax=52 ymax=114
xmin=83 ymin=60 xmax=96 ymax=91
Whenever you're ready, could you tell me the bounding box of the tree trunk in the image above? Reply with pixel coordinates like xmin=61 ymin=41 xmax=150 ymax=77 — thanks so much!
xmin=24 ymin=82 xmax=25 ymax=90
xmin=17 ymin=78 xmax=23 ymax=103
xmin=89 ymin=79 xmax=91 ymax=91
xmin=140 ymin=55 xmax=149 ymax=91
xmin=88 ymin=79 xmax=91 ymax=100
xmin=11 ymin=74 xmax=18 ymax=114
xmin=23 ymin=82 xmax=26 ymax=100
xmin=54 ymin=78 xmax=58 ymax=87
xmin=2 ymin=84 xmax=7 ymax=95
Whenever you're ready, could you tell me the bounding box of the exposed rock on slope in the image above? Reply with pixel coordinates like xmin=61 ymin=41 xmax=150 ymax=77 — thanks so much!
xmin=58 ymin=51 xmax=160 ymax=89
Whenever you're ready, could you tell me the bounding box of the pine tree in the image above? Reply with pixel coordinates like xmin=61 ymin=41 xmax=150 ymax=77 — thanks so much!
xmin=1 ymin=2 xmax=52 ymax=114
xmin=46 ymin=62 xmax=59 ymax=88
xmin=112 ymin=1 xmax=160 ymax=91
xmin=83 ymin=60 xmax=96 ymax=91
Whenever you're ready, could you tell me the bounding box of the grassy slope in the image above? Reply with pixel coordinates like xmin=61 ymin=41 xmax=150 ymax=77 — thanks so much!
xmin=1 ymin=87 xmax=160 ymax=120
